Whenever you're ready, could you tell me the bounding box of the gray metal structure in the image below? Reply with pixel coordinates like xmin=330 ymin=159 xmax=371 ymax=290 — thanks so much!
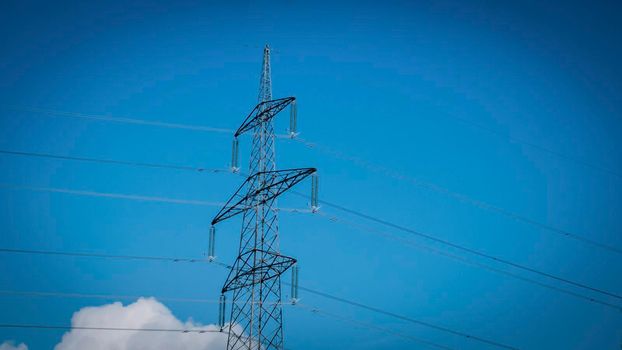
xmin=212 ymin=45 xmax=315 ymax=350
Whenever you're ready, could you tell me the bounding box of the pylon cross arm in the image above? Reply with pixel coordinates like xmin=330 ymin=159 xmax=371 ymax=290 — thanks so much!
xmin=222 ymin=249 xmax=297 ymax=293
xmin=211 ymin=167 xmax=316 ymax=225
xmin=234 ymin=97 xmax=296 ymax=137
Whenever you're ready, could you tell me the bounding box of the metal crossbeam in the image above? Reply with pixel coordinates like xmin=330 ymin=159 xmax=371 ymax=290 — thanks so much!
xmin=222 ymin=249 xmax=297 ymax=293
xmin=211 ymin=168 xmax=316 ymax=226
xmin=234 ymin=97 xmax=296 ymax=137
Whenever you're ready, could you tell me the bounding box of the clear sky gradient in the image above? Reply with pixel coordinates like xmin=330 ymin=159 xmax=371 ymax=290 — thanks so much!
xmin=0 ymin=1 xmax=621 ymax=349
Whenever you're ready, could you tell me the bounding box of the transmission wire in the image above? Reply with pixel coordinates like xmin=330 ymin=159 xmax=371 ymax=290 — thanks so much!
xmin=9 ymin=106 xmax=621 ymax=255
xmin=0 ymin=247 xmax=513 ymax=349
xmin=1 ymin=147 xmax=618 ymax=303
xmin=0 ymin=290 xmax=455 ymax=350
xmin=293 ymin=137 xmax=622 ymax=256
xmin=312 ymin=210 xmax=622 ymax=311
xmin=289 ymin=190 xmax=622 ymax=301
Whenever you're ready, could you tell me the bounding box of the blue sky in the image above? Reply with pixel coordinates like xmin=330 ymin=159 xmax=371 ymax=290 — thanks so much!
xmin=1 ymin=1 xmax=621 ymax=349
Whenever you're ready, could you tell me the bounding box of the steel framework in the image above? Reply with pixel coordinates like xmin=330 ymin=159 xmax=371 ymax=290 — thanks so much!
xmin=212 ymin=45 xmax=315 ymax=350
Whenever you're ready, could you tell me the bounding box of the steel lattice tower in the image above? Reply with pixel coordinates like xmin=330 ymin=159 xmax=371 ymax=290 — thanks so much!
xmin=211 ymin=45 xmax=315 ymax=350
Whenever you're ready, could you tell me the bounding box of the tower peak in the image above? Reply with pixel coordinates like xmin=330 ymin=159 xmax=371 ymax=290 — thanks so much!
xmin=258 ymin=44 xmax=272 ymax=103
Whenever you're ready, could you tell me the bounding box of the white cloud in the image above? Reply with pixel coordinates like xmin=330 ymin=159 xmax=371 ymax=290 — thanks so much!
xmin=0 ymin=341 xmax=28 ymax=350
xmin=54 ymin=297 xmax=230 ymax=350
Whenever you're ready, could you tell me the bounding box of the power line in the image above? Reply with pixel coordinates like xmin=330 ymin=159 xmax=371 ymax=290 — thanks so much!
xmin=2 ymin=150 xmax=616 ymax=340
xmin=7 ymin=178 xmax=617 ymax=304
xmin=10 ymin=105 xmax=620 ymax=179
xmin=0 ymin=184 xmax=226 ymax=207
xmin=0 ymin=289 xmax=282 ymax=307
xmin=295 ymin=286 xmax=516 ymax=350
xmin=0 ymin=289 xmax=221 ymax=304
xmin=0 ymin=183 xmax=309 ymax=214
xmin=294 ymin=303 xmax=457 ymax=350
xmin=293 ymin=137 xmax=622 ymax=256
xmin=0 ymin=289 xmax=296 ymax=310
xmin=1 ymin=162 xmax=618 ymax=304
xmin=0 ymin=290 xmax=455 ymax=350
xmin=9 ymin=212 xmax=613 ymax=317
xmin=3 ymin=177 xmax=618 ymax=307
xmin=0 ymin=323 xmax=224 ymax=333
xmin=0 ymin=311 xmax=452 ymax=350
xmin=0 ymin=149 xmax=229 ymax=173
xmin=0 ymin=248 xmax=210 ymax=264
xmin=0 ymin=326 xmax=252 ymax=350
xmin=313 ymin=211 xmax=622 ymax=311
xmin=2 ymin=175 xmax=619 ymax=303
xmin=8 ymin=106 xmax=292 ymax=138
xmin=9 ymin=107 xmax=236 ymax=134
xmin=0 ymin=323 xmax=290 ymax=349
xmin=289 ymin=190 xmax=622 ymax=301
xmin=9 ymin=107 xmax=621 ymax=254
xmin=0 ymin=247 xmax=513 ymax=349
xmin=4 ymin=146 xmax=619 ymax=258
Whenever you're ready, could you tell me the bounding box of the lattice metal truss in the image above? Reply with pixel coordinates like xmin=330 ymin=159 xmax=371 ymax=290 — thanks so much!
xmin=235 ymin=97 xmax=296 ymax=138
xmin=211 ymin=168 xmax=316 ymax=226
xmin=212 ymin=44 xmax=315 ymax=350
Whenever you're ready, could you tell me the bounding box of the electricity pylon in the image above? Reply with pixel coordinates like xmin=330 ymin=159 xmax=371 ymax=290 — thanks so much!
xmin=211 ymin=45 xmax=315 ymax=350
